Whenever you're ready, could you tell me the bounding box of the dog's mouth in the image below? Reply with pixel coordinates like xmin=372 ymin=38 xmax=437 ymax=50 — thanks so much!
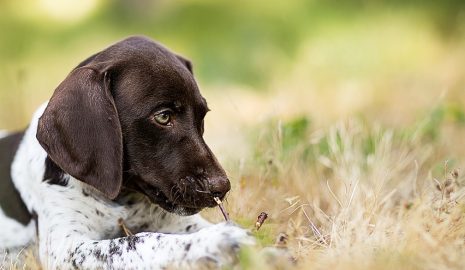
xmin=122 ymin=172 xmax=226 ymax=216
xmin=133 ymin=180 xmax=208 ymax=216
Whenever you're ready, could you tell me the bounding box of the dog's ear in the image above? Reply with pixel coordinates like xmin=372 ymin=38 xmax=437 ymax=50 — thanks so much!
xmin=37 ymin=66 xmax=123 ymax=199
xmin=176 ymin=55 xmax=193 ymax=74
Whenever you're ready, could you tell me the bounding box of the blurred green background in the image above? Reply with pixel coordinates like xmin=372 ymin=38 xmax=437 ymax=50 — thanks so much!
xmin=1 ymin=0 xmax=465 ymax=131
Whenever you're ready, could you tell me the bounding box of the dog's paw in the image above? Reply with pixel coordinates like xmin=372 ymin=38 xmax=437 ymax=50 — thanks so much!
xmin=186 ymin=222 xmax=255 ymax=267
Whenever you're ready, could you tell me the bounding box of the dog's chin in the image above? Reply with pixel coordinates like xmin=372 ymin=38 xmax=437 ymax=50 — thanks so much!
xmin=133 ymin=181 xmax=202 ymax=216
xmin=147 ymin=191 xmax=202 ymax=216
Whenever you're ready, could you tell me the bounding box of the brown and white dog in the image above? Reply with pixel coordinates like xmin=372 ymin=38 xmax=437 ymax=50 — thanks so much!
xmin=0 ymin=36 xmax=253 ymax=269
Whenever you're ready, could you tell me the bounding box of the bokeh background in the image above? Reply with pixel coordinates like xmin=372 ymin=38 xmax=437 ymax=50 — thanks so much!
xmin=0 ymin=0 xmax=465 ymax=152
xmin=1 ymin=0 xmax=465 ymax=162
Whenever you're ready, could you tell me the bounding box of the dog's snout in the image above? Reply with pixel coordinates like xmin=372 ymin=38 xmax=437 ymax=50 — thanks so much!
xmin=208 ymin=177 xmax=231 ymax=199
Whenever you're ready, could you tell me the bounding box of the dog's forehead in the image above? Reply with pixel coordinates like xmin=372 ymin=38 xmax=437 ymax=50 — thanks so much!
xmin=109 ymin=37 xmax=207 ymax=115
xmin=121 ymin=61 xmax=204 ymax=107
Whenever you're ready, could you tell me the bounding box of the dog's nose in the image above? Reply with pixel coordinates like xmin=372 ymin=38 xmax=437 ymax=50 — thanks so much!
xmin=208 ymin=177 xmax=231 ymax=199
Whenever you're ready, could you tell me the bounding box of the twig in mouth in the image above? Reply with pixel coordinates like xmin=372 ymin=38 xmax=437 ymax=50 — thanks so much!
xmin=214 ymin=197 xmax=230 ymax=221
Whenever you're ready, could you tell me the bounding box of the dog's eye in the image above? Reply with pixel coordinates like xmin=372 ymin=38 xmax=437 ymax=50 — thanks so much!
xmin=153 ymin=111 xmax=172 ymax=126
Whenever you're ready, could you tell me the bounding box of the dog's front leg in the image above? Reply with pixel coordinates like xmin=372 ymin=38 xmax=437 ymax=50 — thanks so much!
xmin=122 ymin=199 xmax=214 ymax=234
xmin=42 ymin=222 xmax=253 ymax=269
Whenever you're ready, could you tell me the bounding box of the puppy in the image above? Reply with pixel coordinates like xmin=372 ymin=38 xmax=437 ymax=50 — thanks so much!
xmin=0 ymin=36 xmax=253 ymax=269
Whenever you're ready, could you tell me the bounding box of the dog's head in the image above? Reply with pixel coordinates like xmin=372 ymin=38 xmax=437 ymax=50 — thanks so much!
xmin=36 ymin=36 xmax=230 ymax=215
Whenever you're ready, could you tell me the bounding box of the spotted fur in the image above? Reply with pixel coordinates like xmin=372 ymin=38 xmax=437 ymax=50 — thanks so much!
xmin=0 ymin=103 xmax=253 ymax=269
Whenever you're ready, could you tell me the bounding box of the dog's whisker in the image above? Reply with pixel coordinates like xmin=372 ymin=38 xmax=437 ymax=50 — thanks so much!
xmin=169 ymin=185 xmax=178 ymax=200
xmin=172 ymin=188 xmax=182 ymax=205
xmin=194 ymin=177 xmax=206 ymax=190
xmin=195 ymin=189 xmax=210 ymax=194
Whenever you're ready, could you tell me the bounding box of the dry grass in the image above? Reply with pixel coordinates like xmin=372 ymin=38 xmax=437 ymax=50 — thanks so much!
xmin=218 ymin=118 xmax=465 ymax=270
xmin=200 ymin=75 xmax=465 ymax=269
xmin=2 ymin=246 xmax=40 ymax=270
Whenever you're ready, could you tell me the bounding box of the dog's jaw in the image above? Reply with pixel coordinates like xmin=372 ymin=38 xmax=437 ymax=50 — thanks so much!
xmin=132 ymin=179 xmax=203 ymax=216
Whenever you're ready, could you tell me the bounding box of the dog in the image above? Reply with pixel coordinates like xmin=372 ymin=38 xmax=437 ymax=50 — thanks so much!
xmin=0 ymin=36 xmax=253 ymax=269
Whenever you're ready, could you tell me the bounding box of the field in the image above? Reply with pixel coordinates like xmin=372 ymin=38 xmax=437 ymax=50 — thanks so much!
xmin=202 ymin=78 xmax=465 ymax=269
xmin=2 ymin=1 xmax=465 ymax=269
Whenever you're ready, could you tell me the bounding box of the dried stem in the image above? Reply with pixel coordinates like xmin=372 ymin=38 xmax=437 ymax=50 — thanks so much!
xmin=214 ymin=197 xmax=230 ymax=221
xmin=118 ymin=218 xmax=134 ymax=236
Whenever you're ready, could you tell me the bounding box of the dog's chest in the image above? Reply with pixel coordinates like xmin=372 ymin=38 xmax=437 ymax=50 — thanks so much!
xmin=51 ymin=185 xmax=160 ymax=239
